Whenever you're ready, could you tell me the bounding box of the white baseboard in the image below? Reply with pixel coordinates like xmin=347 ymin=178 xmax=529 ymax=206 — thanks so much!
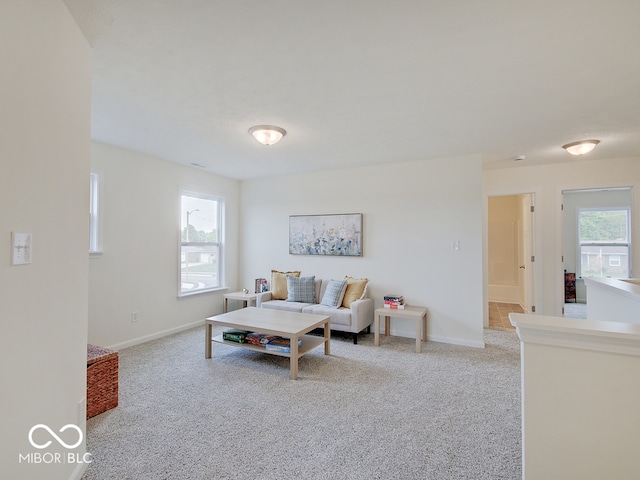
xmin=69 ymin=462 xmax=88 ymax=480
xmin=105 ymin=319 xmax=204 ymax=351
xmin=105 ymin=319 xmax=487 ymax=351
xmin=427 ymin=334 xmax=486 ymax=349
xmin=383 ymin=326 xmax=485 ymax=349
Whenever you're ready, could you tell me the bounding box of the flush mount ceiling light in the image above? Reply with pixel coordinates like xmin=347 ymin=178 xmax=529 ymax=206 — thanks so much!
xmin=248 ymin=125 xmax=286 ymax=146
xmin=562 ymin=139 xmax=600 ymax=156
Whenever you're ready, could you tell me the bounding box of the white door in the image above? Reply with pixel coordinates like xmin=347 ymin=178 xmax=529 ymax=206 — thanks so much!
xmin=521 ymin=194 xmax=535 ymax=313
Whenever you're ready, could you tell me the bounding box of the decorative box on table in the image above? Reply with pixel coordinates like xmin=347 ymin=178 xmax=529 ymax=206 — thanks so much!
xmin=86 ymin=344 xmax=118 ymax=419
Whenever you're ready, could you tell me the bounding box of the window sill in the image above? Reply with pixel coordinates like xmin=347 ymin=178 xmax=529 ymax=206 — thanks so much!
xmin=178 ymin=286 xmax=229 ymax=299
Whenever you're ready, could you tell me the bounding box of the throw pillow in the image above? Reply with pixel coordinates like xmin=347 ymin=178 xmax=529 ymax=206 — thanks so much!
xmin=286 ymin=275 xmax=316 ymax=303
xmin=342 ymin=276 xmax=369 ymax=308
xmin=271 ymin=270 xmax=301 ymax=300
xmin=320 ymin=279 xmax=348 ymax=308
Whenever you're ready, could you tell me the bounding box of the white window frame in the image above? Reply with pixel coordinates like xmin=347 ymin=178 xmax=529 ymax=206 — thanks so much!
xmin=89 ymin=170 xmax=103 ymax=255
xmin=179 ymin=191 xmax=224 ymax=297
xmin=577 ymin=207 xmax=631 ymax=278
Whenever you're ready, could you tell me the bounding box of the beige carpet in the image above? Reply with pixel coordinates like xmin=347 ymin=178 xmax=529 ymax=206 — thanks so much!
xmin=564 ymin=302 xmax=587 ymax=319
xmin=82 ymin=326 xmax=521 ymax=479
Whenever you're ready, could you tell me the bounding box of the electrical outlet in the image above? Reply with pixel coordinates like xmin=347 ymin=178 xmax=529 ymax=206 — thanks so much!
xmin=131 ymin=311 xmax=139 ymax=323
xmin=11 ymin=232 xmax=32 ymax=265
xmin=452 ymin=240 xmax=460 ymax=251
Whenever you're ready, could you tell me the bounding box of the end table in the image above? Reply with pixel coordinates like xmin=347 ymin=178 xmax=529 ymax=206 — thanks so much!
xmin=223 ymin=291 xmax=258 ymax=313
xmin=374 ymin=305 xmax=428 ymax=353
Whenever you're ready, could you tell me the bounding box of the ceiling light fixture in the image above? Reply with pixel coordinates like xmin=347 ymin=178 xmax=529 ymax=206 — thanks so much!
xmin=562 ymin=139 xmax=600 ymax=156
xmin=248 ymin=125 xmax=286 ymax=146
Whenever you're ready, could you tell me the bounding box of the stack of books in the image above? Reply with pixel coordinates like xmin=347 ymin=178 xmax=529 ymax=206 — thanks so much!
xmin=254 ymin=278 xmax=268 ymax=293
xmin=221 ymin=330 xmax=303 ymax=353
xmin=383 ymin=295 xmax=405 ymax=309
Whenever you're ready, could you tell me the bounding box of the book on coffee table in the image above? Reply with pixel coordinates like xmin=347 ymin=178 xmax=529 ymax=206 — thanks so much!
xmin=222 ymin=329 xmax=250 ymax=343
xmin=265 ymin=337 xmax=303 ymax=353
xmin=245 ymin=333 xmax=280 ymax=346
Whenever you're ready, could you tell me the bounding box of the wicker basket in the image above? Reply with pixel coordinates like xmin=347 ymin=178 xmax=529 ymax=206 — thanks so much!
xmin=86 ymin=344 xmax=119 ymax=419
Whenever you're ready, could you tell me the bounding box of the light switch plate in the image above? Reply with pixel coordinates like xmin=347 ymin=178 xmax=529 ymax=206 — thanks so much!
xmin=12 ymin=232 xmax=32 ymax=265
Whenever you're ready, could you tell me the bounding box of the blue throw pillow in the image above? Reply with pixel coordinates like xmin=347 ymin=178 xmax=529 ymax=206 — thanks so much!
xmin=286 ymin=275 xmax=316 ymax=303
xmin=320 ymin=279 xmax=348 ymax=308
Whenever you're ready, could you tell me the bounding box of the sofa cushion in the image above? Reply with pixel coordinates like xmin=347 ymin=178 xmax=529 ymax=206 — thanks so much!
xmin=320 ymin=279 xmax=348 ymax=307
xmin=271 ymin=270 xmax=300 ymax=300
xmin=261 ymin=300 xmax=310 ymax=313
xmin=342 ymin=276 xmax=369 ymax=308
xmin=302 ymin=304 xmax=352 ymax=327
xmin=287 ymin=275 xmax=316 ymax=303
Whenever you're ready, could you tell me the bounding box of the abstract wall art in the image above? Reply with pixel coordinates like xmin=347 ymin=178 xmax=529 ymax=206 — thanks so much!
xmin=289 ymin=213 xmax=363 ymax=256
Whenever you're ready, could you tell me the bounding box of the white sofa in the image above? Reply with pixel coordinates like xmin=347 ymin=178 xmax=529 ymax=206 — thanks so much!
xmin=255 ymin=278 xmax=374 ymax=344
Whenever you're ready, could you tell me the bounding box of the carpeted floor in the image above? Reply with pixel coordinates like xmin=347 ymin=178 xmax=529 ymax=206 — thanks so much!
xmin=564 ymin=302 xmax=587 ymax=319
xmin=82 ymin=326 xmax=522 ymax=479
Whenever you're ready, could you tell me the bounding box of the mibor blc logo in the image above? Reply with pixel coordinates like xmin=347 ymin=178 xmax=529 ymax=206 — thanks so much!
xmin=29 ymin=424 xmax=83 ymax=449
xmin=19 ymin=424 xmax=92 ymax=465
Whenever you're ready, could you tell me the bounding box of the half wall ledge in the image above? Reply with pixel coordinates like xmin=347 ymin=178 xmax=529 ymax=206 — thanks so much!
xmin=509 ymin=313 xmax=640 ymax=357
xmin=509 ymin=312 xmax=640 ymax=480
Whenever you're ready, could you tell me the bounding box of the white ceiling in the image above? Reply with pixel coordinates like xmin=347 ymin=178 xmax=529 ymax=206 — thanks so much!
xmin=63 ymin=0 xmax=640 ymax=180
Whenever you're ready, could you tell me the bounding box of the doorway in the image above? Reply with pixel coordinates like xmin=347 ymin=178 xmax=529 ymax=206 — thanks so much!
xmin=562 ymin=187 xmax=632 ymax=318
xmin=487 ymin=194 xmax=536 ymax=322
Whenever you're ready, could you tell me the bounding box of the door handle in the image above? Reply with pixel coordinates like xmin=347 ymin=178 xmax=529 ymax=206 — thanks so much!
xmin=519 ymin=265 xmax=526 ymax=269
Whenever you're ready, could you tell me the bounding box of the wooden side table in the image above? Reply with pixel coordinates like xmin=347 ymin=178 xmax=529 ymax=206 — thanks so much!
xmin=374 ymin=305 xmax=428 ymax=353
xmin=223 ymin=291 xmax=258 ymax=313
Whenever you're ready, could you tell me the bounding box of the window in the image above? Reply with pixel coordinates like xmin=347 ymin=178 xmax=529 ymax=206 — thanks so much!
xmin=578 ymin=208 xmax=630 ymax=278
xmin=89 ymin=171 xmax=102 ymax=254
xmin=180 ymin=192 xmax=223 ymax=296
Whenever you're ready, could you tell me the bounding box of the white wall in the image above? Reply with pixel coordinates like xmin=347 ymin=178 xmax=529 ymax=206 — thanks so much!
xmin=240 ymin=155 xmax=485 ymax=347
xmin=585 ymin=277 xmax=640 ymax=324
xmin=0 ymin=1 xmax=91 ymax=479
xmin=484 ymin=156 xmax=640 ymax=316
xmin=89 ymin=142 xmax=240 ymax=348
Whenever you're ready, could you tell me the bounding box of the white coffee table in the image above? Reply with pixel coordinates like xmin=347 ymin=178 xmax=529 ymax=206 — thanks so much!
xmin=205 ymin=307 xmax=330 ymax=380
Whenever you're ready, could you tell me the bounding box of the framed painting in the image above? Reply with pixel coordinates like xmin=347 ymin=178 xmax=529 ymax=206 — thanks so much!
xmin=289 ymin=213 xmax=363 ymax=256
